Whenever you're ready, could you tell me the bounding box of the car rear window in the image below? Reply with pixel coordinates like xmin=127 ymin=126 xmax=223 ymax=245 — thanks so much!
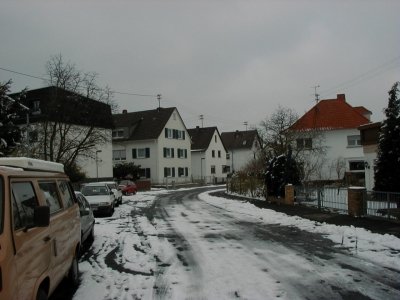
xmin=82 ymin=185 xmax=108 ymax=196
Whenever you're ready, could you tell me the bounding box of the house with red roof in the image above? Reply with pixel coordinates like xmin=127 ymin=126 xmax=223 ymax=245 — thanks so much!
xmin=289 ymin=94 xmax=371 ymax=184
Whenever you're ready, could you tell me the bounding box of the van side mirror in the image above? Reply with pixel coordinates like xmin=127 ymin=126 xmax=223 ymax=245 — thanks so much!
xmin=34 ymin=206 xmax=50 ymax=227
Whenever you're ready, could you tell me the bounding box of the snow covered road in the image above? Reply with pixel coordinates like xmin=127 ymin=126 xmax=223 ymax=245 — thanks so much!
xmin=52 ymin=187 xmax=400 ymax=300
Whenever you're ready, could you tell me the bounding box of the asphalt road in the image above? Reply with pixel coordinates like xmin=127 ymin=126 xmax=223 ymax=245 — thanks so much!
xmin=51 ymin=187 xmax=400 ymax=299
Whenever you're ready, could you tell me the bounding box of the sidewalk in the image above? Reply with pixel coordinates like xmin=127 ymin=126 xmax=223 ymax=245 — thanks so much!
xmin=211 ymin=191 xmax=400 ymax=238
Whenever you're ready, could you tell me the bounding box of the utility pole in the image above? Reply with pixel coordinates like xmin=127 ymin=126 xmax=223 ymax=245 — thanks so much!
xmin=199 ymin=115 xmax=204 ymax=128
xmin=243 ymin=121 xmax=248 ymax=131
xmin=313 ymin=85 xmax=320 ymax=103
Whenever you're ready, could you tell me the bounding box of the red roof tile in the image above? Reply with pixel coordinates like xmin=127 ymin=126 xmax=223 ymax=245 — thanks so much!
xmin=290 ymin=94 xmax=370 ymax=131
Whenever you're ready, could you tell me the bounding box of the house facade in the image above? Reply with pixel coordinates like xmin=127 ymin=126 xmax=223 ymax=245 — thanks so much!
xmin=11 ymin=86 xmax=114 ymax=179
xmin=112 ymin=107 xmax=191 ymax=185
xmin=187 ymin=126 xmax=228 ymax=184
xmin=289 ymin=94 xmax=371 ymax=185
xmin=221 ymin=130 xmax=263 ymax=172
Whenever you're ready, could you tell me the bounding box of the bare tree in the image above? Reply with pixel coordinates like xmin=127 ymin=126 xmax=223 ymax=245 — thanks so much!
xmin=29 ymin=54 xmax=115 ymax=173
xmin=259 ymin=106 xmax=327 ymax=183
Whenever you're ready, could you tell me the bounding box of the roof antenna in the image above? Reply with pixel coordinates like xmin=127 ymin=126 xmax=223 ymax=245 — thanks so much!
xmin=157 ymin=94 xmax=162 ymax=109
xmin=199 ymin=114 xmax=204 ymax=128
xmin=312 ymin=85 xmax=320 ymax=103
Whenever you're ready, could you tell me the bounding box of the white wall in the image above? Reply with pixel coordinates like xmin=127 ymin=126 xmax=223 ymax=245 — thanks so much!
xmin=316 ymin=129 xmax=365 ymax=180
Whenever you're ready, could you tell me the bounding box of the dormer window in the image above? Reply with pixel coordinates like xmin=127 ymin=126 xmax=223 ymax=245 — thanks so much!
xmin=112 ymin=129 xmax=124 ymax=138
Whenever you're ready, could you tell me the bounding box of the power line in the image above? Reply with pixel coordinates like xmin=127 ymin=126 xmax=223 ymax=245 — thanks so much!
xmin=0 ymin=66 xmax=157 ymax=98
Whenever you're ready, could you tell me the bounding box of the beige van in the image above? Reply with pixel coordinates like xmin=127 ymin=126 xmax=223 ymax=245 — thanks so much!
xmin=0 ymin=157 xmax=81 ymax=300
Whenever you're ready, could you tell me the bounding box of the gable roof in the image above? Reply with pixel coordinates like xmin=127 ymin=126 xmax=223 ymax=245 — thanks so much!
xmin=221 ymin=130 xmax=260 ymax=151
xmin=113 ymin=107 xmax=176 ymax=140
xmin=187 ymin=126 xmax=218 ymax=151
xmin=289 ymin=94 xmax=370 ymax=131
xmin=10 ymin=86 xmax=113 ymax=129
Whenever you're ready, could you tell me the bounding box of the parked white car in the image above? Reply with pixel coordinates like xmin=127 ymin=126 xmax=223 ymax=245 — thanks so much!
xmin=81 ymin=182 xmax=115 ymax=217
xmin=99 ymin=181 xmax=123 ymax=205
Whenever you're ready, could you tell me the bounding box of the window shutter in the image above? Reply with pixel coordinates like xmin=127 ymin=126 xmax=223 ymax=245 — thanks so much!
xmin=163 ymin=147 xmax=167 ymax=158
xmin=132 ymin=149 xmax=137 ymax=159
xmin=145 ymin=148 xmax=150 ymax=158
xmin=185 ymin=149 xmax=187 ymax=158
xmin=164 ymin=168 xmax=167 ymax=177
xmin=171 ymin=148 xmax=175 ymax=158
xmin=146 ymin=168 xmax=151 ymax=178
xmin=182 ymin=131 xmax=185 ymax=140
xmin=185 ymin=167 xmax=188 ymax=176
xmin=165 ymin=128 xmax=168 ymax=138
xmin=172 ymin=167 xmax=175 ymax=177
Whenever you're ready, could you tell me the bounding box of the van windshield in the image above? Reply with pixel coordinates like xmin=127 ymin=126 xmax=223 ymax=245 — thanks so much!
xmin=0 ymin=177 xmax=3 ymax=234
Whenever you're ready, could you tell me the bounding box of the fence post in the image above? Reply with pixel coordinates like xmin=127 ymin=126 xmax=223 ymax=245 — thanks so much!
xmin=317 ymin=188 xmax=321 ymax=211
xmin=284 ymin=185 xmax=295 ymax=205
xmin=348 ymin=187 xmax=366 ymax=217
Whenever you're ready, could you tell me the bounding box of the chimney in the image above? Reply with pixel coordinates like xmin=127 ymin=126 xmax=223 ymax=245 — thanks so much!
xmin=337 ymin=94 xmax=346 ymax=102
xmin=122 ymin=109 xmax=127 ymax=114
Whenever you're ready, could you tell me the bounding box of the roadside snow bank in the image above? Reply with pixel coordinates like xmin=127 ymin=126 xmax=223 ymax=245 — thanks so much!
xmin=200 ymin=189 xmax=400 ymax=271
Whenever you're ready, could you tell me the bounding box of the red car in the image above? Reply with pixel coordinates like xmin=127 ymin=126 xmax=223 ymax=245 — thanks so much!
xmin=118 ymin=180 xmax=137 ymax=195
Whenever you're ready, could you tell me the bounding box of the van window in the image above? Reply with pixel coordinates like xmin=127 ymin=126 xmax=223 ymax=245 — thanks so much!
xmin=11 ymin=182 xmax=38 ymax=230
xmin=58 ymin=180 xmax=74 ymax=208
xmin=0 ymin=178 xmax=3 ymax=233
xmin=39 ymin=182 xmax=62 ymax=214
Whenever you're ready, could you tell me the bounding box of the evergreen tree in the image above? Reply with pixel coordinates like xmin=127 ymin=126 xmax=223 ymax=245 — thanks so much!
xmin=265 ymin=146 xmax=301 ymax=197
xmin=374 ymin=82 xmax=400 ymax=192
xmin=0 ymin=81 xmax=26 ymax=157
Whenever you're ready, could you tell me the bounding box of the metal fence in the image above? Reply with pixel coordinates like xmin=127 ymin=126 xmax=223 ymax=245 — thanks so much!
xmin=295 ymin=185 xmax=400 ymax=220
xmin=295 ymin=186 xmax=348 ymax=213
xmin=364 ymin=191 xmax=400 ymax=220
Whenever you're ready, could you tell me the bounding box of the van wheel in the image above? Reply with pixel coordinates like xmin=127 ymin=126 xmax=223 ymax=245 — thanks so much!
xmin=36 ymin=288 xmax=47 ymax=300
xmin=68 ymin=251 xmax=79 ymax=287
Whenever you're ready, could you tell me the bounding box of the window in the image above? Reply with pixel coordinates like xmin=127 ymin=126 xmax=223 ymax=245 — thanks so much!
xmin=212 ymin=150 xmax=215 ymax=158
xmin=165 ymin=128 xmax=185 ymax=140
xmin=349 ymin=161 xmax=365 ymax=171
xmin=296 ymin=138 xmax=312 ymax=150
xmin=39 ymin=181 xmax=62 ymax=214
xmin=113 ymin=149 xmax=126 ymax=161
xmin=139 ymin=168 xmax=151 ymax=178
xmin=164 ymin=167 xmax=175 ymax=177
xmin=112 ymin=129 xmax=124 ymax=138
xmin=347 ymin=135 xmax=361 ymax=147
xmin=178 ymin=167 xmax=184 ymax=177
xmin=133 ymin=148 xmax=150 ymax=159
xmin=211 ymin=165 xmax=216 ymax=174
xmin=58 ymin=180 xmax=74 ymax=208
xmin=163 ymin=147 xmax=174 ymax=158
xmin=177 ymin=148 xmax=188 ymax=158
xmin=12 ymin=182 xmax=38 ymax=230
xmin=165 ymin=128 xmax=173 ymax=139
xmin=222 ymin=165 xmax=230 ymax=174
xmin=32 ymin=100 xmax=41 ymax=115
xmin=218 ymin=150 xmax=221 ymax=158
xmin=226 ymin=153 xmax=230 ymax=160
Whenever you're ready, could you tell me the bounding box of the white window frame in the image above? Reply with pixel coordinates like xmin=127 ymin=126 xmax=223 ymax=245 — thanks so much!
xmin=347 ymin=135 xmax=361 ymax=147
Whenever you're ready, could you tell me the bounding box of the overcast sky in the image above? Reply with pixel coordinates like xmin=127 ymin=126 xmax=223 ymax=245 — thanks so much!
xmin=1 ymin=0 xmax=399 ymax=132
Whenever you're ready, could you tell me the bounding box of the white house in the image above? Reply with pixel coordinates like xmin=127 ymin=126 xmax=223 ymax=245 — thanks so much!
xmin=112 ymin=107 xmax=191 ymax=185
xmin=220 ymin=130 xmax=263 ymax=172
xmin=187 ymin=126 xmax=228 ymax=184
xmin=11 ymin=86 xmax=114 ymax=180
xmin=289 ymin=94 xmax=371 ymax=185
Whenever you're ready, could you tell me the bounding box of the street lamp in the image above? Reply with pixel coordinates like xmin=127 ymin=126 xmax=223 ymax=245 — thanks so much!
xmin=95 ymin=150 xmax=102 ymax=181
